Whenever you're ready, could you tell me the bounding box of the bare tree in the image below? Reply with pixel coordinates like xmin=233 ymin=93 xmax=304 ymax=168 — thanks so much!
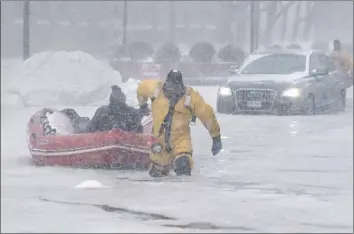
xmin=302 ymin=1 xmax=316 ymax=41
xmin=262 ymin=1 xmax=295 ymax=46
xmin=291 ymin=1 xmax=317 ymax=42
xmin=280 ymin=2 xmax=289 ymax=41
xmin=250 ymin=1 xmax=259 ymax=52
xmin=234 ymin=1 xmax=250 ymax=46
xmin=291 ymin=2 xmax=302 ymax=41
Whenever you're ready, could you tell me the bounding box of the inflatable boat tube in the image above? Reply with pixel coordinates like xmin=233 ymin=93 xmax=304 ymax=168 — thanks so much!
xmin=27 ymin=108 xmax=156 ymax=169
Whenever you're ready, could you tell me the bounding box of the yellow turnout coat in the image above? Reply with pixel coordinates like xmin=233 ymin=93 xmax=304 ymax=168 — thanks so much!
xmin=137 ymin=79 xmax=221 ymax=166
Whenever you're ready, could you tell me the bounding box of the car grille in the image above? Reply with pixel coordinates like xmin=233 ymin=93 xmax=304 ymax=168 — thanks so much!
xmin=234 ymin=89 xmax=277 ymax=111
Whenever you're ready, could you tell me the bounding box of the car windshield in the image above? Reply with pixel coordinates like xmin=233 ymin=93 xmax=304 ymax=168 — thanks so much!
xmin=240 ymin=54 xmax=306 ymax=75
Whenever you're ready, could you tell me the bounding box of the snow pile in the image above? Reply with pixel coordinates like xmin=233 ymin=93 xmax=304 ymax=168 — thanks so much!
xmin=3 ymin=51 xmax=140 ymax=107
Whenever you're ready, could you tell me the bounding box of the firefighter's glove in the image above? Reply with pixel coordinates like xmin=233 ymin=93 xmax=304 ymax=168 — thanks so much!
xmin=139 ymin=103 xmax=151 ymax=116
xmin=211 ymin=135 xmax=222 ymax=156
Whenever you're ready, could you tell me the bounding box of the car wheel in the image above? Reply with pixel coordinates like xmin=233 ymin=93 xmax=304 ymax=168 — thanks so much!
xmin=302 ymin=94 xmax=316 ymax=115
xmin=216 ymin=98 xmax=232 ymax=114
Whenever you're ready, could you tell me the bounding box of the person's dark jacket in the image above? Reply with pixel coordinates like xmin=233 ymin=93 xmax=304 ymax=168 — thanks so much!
xmin=89 ymin=85 xmax=144 ymax=133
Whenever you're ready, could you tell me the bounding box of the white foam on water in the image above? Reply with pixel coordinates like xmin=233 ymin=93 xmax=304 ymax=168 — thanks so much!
xmin=75 ymin=180 xmax=108 ymax=189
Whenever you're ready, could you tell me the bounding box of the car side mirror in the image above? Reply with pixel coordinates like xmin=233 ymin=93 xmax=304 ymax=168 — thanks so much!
xmin=229 ymin=65 xmax=240 ymax=75
xmin=310 ymin=68 xmax=329 ymax=77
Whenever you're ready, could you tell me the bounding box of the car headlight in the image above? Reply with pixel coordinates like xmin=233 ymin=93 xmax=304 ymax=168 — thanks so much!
xmin=282 ymin=88 xmax=301 ymax=97
xmin=151 ymin=143 xmax=162 ymax=153
xmin=219 ymin=87 xmax=232 ymax=96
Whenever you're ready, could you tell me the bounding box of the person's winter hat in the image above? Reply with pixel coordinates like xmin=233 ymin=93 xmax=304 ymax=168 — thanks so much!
xmin=166 ymin=69 xmax=184 ymax=86
xmin=109 ymin=85 xmax=126 ymax=105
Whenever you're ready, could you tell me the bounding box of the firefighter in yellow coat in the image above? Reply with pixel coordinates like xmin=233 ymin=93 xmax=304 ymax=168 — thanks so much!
xmin=137 ymin=69 xmax=222 ymax=177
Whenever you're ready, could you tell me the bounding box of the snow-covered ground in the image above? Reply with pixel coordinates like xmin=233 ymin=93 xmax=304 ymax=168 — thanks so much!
xmin=1 ymin=56 xmax=353 ymax=232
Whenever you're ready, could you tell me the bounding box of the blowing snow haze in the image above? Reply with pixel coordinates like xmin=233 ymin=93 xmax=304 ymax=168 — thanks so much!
xmin=1 ymin=1 xmax=353 ymax=57
xmin=1 ymin=1 xmax=353 ymax=233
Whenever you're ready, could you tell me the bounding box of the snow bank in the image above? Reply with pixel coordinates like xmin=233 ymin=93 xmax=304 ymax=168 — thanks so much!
xmin=2 ymin=51 xmax=140 ymax=107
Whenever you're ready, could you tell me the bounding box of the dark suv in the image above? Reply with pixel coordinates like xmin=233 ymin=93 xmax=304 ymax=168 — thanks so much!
xmin=216 ymin=49 xmax=351 ymax=115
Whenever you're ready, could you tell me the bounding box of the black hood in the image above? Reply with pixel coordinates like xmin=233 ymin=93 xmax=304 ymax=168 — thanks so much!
xmin=163 ymin=69 xmax=185 ymax=100
xmin=109 ymin=85 xmax=127 ymax=112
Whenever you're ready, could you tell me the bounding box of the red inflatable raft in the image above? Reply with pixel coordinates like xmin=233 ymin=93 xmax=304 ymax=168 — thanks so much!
xmin=27 ymin=108 xmax=156 ymax=169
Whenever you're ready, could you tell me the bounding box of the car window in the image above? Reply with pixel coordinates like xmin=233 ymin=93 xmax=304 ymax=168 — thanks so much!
xmin=309 ymin=54 xmax=324 ymax=70
xmin=240 ymin=54 xmax=306 ymax=75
